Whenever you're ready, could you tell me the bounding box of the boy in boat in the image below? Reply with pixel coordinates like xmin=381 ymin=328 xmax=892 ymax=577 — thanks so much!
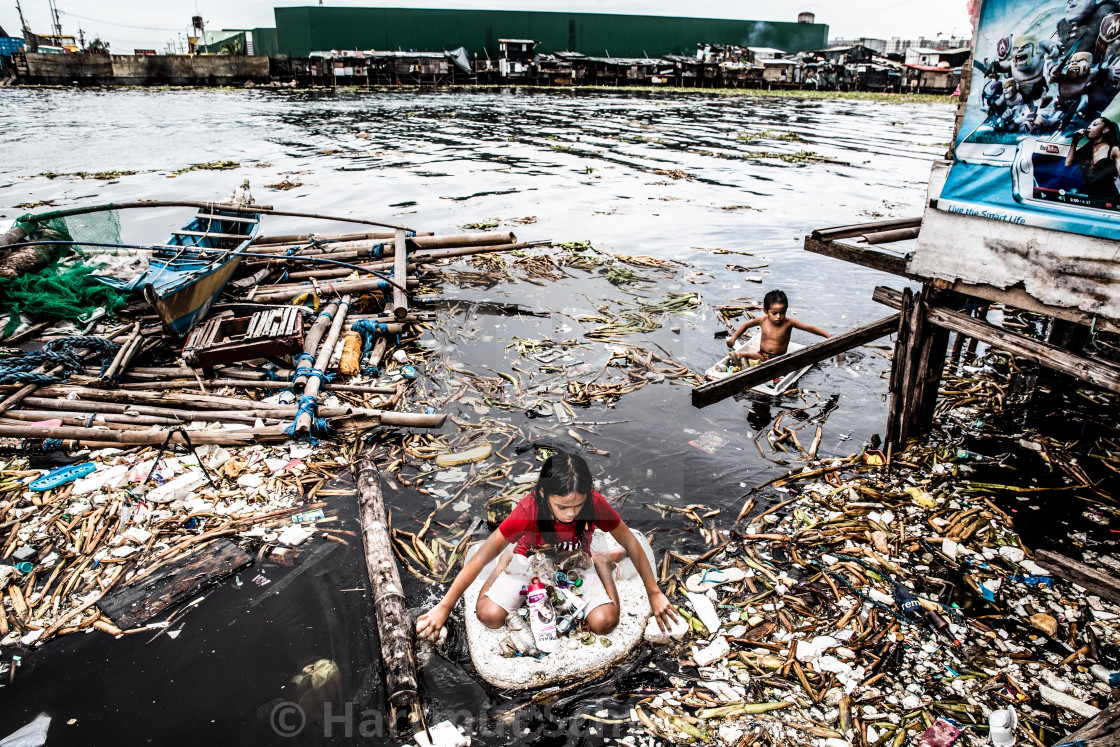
xmin=416 ymin=451 xmax=679 ymax=641
xmin=726 ymin=289 xmax=831 ymax=361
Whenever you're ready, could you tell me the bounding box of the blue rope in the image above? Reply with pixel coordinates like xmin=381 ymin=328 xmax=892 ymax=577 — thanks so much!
xmin=283 ymin=395 xmax=332 ymax=441
xmin=307 ymin=367 xmax=334 ymax=388
xmin=352 ymin=320 xmax=390 ymax=375
xmin=286 ymin=246 xmax=300 ymax=256
xmin=292 ymin=352 xmax=316 ymax=381
xmin=368 ymin=243 xmax=384 ymax=259
xmin=0 ymin=336 xmax=120 ymax=386
xmin=42 ymin=438 xmax=63 ymax=452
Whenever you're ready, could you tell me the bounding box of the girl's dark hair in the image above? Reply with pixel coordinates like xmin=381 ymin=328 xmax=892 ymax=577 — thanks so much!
xmin=531 ymin=451 xmax=596 ymax=548
xmin=764 ymin=289 xmax=788 ymax=310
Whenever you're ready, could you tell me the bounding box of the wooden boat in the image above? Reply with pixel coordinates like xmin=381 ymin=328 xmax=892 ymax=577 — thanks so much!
xmin=462 ymin=530 xmax=655 ymax=690
xmin=96 ymin=195 xmax=260 ymax=339
xmin=704 ymin=334 xmax=811 ymax=396
xmin=141 ymin=206 xmax=260 ymax=339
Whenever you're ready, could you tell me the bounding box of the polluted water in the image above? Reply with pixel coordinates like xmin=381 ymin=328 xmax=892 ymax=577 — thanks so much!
xmin=0 ymin=88 xmax=1117 ymax=747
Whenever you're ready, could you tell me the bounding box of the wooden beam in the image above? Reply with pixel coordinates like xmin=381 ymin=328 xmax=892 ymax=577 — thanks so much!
xmin=803 ymin=236 xmax=911 ymax=278
xmin=924 ymin=306 xmax=1120 ymax=394
xmin=1036 ymin=550 xmax=1120 ymax=606
xmin=944 ymin=280 xmax=1120 ymax=335
xmin=354 ymin=458 xmax=422 ymax=735
xmin=691 ymin=314 xmax=900 ymax=408
xmin=1060 ymin=699 xmax=1120 ymax=747
xmin=875 ymin=284 xmax=1120 ymax=393
xmin=885 ymin=287 xmax=950 ymax=447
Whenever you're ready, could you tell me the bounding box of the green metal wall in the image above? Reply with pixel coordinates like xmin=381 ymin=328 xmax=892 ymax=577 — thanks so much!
xmin=252 ymin=27 xmax=279 ymax=58
xmin=273 ymin=7 xmax=828 ymax=59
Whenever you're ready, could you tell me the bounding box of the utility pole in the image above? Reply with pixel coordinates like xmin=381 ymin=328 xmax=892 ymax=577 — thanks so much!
xmin=78 ymin=25 xmax=85 ymax=51
xmin=15 ymin=0 xmax=36 ymax=50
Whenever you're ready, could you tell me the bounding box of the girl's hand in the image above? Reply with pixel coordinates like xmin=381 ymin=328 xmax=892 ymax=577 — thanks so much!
xmin=416 ymin=603 xmax=451 ymax=641
xmin=649 ymin=589 xmax=680 ymax=632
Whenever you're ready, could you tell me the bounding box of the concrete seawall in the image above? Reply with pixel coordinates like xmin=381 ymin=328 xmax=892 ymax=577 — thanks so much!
xmin=15 ymin=53 xmax=270 ymax=86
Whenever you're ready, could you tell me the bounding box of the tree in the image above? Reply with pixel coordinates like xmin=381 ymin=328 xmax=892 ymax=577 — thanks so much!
xmin=86 ymin=37 xmax=110 ymax=55
xmin=218 ymin=35 xmax=245 ymax=55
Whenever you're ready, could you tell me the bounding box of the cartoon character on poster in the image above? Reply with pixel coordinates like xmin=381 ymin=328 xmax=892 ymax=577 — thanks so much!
xmin=942 ymin=0 xmax=1120 ymax=236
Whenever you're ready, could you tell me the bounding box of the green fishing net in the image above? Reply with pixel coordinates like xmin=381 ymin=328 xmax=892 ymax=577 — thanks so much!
xmin=2 ymin=208 xmax=128 ymax=335
xmin=0 ymin=263 xmax=128 ymax=336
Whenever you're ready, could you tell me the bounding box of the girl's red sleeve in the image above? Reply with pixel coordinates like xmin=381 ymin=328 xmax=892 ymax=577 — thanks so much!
xmin=498 ymin=493 xmax=535 ymax=543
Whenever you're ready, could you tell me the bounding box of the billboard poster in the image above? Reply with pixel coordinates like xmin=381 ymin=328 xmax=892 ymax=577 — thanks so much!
xmin=939 ymin=0 xmax=1120 ymax=238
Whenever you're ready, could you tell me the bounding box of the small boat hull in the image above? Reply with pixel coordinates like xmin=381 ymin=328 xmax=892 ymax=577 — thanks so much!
xmin=145 ymin=255 xmax=243 ymax=339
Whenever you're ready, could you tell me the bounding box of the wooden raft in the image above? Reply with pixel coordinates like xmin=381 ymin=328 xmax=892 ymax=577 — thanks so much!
xmin=183 ymin=307 xmax=305 ymax=368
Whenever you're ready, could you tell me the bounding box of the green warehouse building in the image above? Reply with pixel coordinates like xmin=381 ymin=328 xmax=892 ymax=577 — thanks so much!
xmin=271 ymin=7 xmax=828 ymax=59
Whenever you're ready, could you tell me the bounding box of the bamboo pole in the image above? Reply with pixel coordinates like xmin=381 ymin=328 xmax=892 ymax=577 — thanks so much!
xmin=392 ymin=229 xmax=409 ymax=320
xmin=117 ymin=379 xmax=399 ymax=394
xmin=294 ymin=295 xmax=351 ymax=436
xmin=291 ymin=300 xmax=340 ymax=392
xmin=251 ymin=276 xmax=419 ymax=304
xmin=247 ymin=231 xmax=513 ymax=257
xmin=354 ymin=457 xmax=423 ymax=735
xmin=273 ymin=240 xmax=538 ymax=282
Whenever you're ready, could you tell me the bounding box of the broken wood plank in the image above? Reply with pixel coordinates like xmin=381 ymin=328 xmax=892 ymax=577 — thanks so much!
xmin=99 ymin=539 xmax=252 ymax=628
xmin=1061 ymin=698 xmax=1120 ymax=747
xmin=1036 ymin=550 xmax=1120 ymax=606
xmin=692 ymin=314 xmax=900 ymax=408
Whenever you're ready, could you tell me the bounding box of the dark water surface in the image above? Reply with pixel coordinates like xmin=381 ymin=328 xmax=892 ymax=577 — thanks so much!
xmin=0 ymin=88 xmax=955 ymax=745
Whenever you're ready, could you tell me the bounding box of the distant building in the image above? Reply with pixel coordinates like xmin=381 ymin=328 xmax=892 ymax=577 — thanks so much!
xmin=271 ymin=8 xmax=829 ymax=59
xmin=904 ymin=45 xmax=970 ymax=67
xmin=885 ymin=36 xmax=970 ymax=55
xmin=829 ymin=37 xmax=887 ymax=54
xmin=747 ymin=47 xmax=786 ymax=60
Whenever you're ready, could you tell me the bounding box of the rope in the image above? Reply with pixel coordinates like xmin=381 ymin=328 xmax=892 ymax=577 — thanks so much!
xmin=368 ymin=243 xmax=384 ymax=259
xmin=0 ymin=335 xmax=120 ymax=385
xmin=352 ymin=320 xmax=390 ymax=376
xmin=283 ymin=395 xmax=331 ymax=441
xmin=292 ymin=352 xmax=316 ymax=381
xmin=142 ymin=426 xmax=219 ymax=491
xmin=306 ymin=367 xmax=334 ymax=388
xmin=42 ymin=438 xmax=63 ymax=452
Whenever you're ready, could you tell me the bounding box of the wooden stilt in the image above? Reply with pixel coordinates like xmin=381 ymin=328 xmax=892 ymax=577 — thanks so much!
xmin=885 ymin=286 xmax=949 ymax=448
xmin=354 ymin=457 xmax=422 ymax=736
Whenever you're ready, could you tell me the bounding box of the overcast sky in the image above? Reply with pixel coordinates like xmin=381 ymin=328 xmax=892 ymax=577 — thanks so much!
xmin=2 ymin=1 xmax=972 ymax=53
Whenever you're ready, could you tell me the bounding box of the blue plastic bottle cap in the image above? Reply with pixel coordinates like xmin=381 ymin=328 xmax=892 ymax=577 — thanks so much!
xmin=15 ymin=561 xmax=34 ymax=574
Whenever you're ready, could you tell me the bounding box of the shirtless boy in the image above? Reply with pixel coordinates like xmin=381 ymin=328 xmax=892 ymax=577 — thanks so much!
xmin=726 ymin=289 xmax=831 ymax=361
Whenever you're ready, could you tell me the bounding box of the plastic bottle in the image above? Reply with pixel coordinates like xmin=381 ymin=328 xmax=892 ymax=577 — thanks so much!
xmin=526 ymin=577 xmax=558 ymax=654
xmin=893 ymin=586 xmax=924 ymax=621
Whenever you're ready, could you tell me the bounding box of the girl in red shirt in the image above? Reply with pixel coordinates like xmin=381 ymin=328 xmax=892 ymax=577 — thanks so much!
xmin=416 ymin=452 xmax=679 ymax=640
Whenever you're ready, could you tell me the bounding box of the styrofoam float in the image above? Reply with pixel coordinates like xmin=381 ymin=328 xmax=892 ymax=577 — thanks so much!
xmin=462 ymin=530 xmax=655 ymax=689
xmin=703 ymin=334 xmax=811 ymax=396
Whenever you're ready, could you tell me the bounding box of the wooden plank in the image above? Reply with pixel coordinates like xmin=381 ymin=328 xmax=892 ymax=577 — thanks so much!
xmin=1061 ymin=699 xmax=1120 ymax=747
xmin=392 ymin=229 xmax=409 ymax=321
xmin=1036 ymin=550 xmax=1120 ymax=606
xmin=875 ymin=285 xmax=1120 ymax=393
xmin=924 ymin=306 xmax=1120 ymax=394
xmin=945 ymin=280 xmax=1120 ymax=335
xmin=810 ymin=217 xmax=922 ymax=242
xmin=885 ymin=287 xmax=950 ymax=447
xmin=172 ymin=230 xmax=251 ymax=239
xmin=863 ymin=227 xmax=920 ymax=245
xmin=691 ymin=314 xmax=901 ymax=408
xmin=803 ymin=236 xmax=912 ymax=278
xmin=99 ymin=539 xmax=252 ymax=628
xmin=196 ymin=213 xmax=259 ymax=223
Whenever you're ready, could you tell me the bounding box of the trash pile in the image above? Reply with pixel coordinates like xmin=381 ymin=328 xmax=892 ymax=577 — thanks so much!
xmin=634 ymin=433 xmax=1119 ymax=747
xmin=0 ymin=439 xmax=353 ymax=659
